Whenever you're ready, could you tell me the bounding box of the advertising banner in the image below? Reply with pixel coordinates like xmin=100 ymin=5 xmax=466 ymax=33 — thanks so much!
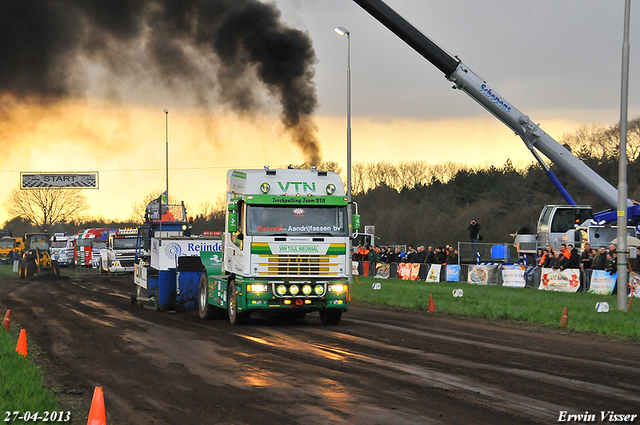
xmin=629 ymin=273 xmax=640 ymax=298
xmin=398 ymin=263 xmax=420 ymax=280
xmin=538 ymin=268 xmax=580 ymax=292
xmin=151 ymin=238 xmax=222 ymax=270
xmin=397 ymin=263 xmax=410 ymax=280
xmin=446 ymin=265 xmax=460 ymax=282
xmin=374 ymin=263 xmax=390 ymax=279
xmin=468 ymin=265 xmax=499 ymax=285
xmin=588 ymin=270 xmax=617 ymax=295
xmin=426 ymin=264 xmax=442 ymax=282
xmin=502 ymin=264 xmax=526 ymax=288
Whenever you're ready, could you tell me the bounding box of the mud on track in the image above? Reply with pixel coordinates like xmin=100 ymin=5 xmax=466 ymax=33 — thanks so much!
xmin=1 ymin=274 xmax=640 ymax=425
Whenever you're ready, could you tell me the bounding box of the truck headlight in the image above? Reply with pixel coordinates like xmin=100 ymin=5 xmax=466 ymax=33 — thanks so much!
xmin=248 ymin=284 xmax=269 ymax=293
xmin=314 ymin=284 xmax=324 ymax=295
xmin=289 ymin=285 xmax=300 ymax=295
xmin=302 ymin=284 xmax=312 ymax=295
xmin=329 ymin=284 xmax=346 ymax=293
xmin=276 ymin=285 xmax=287 ymax=295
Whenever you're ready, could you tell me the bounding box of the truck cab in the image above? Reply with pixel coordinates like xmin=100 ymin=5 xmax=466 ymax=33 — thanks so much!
xmin=102 ymin=228 xmax=141 ymax=273
xmin=199 ymin=167 xmax=359 ymax=325
xmin=50 ymin=233 xmax=73 ymax=266
xmin=0 ymin=237 xmax=17 ymax=265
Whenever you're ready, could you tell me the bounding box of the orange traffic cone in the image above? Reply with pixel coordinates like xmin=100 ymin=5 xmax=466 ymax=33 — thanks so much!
xmin=16 ymin=329 xmax=27 ymax=357
xmin=87 ymin=387 xmax=106 ymax=425
xmin=428 ymin=294 xmax=436 ymax=312
xmin=560 ymin=307 xmax=569 ymax=328
xmin=2 ymin=310 xmax=10 ymax=331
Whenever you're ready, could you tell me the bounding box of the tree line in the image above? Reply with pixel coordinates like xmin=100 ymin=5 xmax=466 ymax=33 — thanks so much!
xmin=3 ymin=117 xmax=640 ymax=245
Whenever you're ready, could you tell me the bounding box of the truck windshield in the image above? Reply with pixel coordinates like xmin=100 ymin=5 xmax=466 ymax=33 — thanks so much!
xmin=0 ymin=240 xmax=14 ymax=249
xmin=77 ymin=239 xmax=92 ymax=247
xmin=246 ymin=206 xmax=348 ymax=237
xmin=28 ymin=235 xmax=49 ymax=250
xmin=51 ymin=241 xmax=67 ymax=248
xmin=113 ymin=238 xmax=139 ymax=249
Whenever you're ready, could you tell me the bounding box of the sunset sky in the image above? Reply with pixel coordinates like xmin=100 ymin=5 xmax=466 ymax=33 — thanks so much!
xmin=1 ymin=0 xmax=639 ymax=225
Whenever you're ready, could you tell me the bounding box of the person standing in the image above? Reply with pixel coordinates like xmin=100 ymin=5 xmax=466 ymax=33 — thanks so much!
xmin=580 ymin=243 xmax=594 ymax=269
xmin=417 ymin=246 xmax=427 ymax=263
xmin=592 ymin=247 xmax=607 ymax=270
xmin=425 ymin=246 xmax=435 ymax=264
xmin=468 ymin=219 xmax=481 ymax=254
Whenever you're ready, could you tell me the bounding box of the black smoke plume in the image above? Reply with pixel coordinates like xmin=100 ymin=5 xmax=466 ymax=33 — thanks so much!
xmin=0 ymin=0 xmax=321 ymax=164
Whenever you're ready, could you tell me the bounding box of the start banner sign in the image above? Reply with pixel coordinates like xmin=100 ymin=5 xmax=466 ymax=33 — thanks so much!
xmin=21 ymin=172 xmax=99 ymax=189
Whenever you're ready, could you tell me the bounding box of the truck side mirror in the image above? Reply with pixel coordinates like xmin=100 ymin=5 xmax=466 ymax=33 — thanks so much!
xmin=352 ymin=214 xmax=361 ymax=231
xmin=228 ymin=211 xmax=238 ymax=233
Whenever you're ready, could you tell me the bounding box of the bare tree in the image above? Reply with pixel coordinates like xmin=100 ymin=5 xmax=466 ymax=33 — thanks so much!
xmin=351 ymin=163 xmax=366 ymax=195
xmin=429 ymin=162 xmax=465 ymax=183
xmin=197 ymin=193 xmax=226 ymax=221
xmin=3 ymin=186 xmax=91 ymax=232
xmin=363 ymin=161 xmax=399 ymax=190
xmin=397 ymin=161 xmax=429 ymax=189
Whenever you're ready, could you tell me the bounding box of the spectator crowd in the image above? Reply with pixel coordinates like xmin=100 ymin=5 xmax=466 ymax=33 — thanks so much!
xmin=534 ymin=242 xmax=630 ymax=274
xmin=354 ymin=244 xmax=459 ymax=265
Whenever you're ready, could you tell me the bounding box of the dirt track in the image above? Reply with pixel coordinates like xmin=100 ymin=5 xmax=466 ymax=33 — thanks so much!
xmin=1 ymin=274 xmax=640 ymax=425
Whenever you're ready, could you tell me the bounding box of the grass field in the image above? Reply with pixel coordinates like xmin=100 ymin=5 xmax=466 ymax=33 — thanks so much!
xmin=0 ymin=318 xmax=60 ymax=424
xmin=349 ymin=275 xmax=640 ymax=340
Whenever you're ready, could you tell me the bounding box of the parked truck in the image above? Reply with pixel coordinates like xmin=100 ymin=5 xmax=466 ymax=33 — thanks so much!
xmin=50 ymin=233 xmax=74 ymax=266
xmin=352 ymin=0 xmax=640 ymax=254
xmin=0 ymin=237 xmax=22 ymax=265
xmin=197 ymin=167 xmax=359 ymax=325
xmin=74 ymin=228 xmax=107 ymax=267
xmin=101 ymin=228 xmax=142 ymax=273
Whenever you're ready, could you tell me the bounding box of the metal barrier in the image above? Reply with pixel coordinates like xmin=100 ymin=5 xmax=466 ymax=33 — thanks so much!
xmin=457 ymin=242 xmax=520 ymax=265
xmin=67 ymin=264 xmax=103 ymax=277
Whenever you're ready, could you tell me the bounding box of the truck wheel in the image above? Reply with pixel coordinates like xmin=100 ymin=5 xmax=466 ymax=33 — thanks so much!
xmin=227 ymin=279 xmax=249 ymax=325
xmin=153 ymin=293 xmax=164 ymax=312
xmin=198 ymin=274 xmax=226 ymax=320
xmin=319 ymin=309 xmax=342 ymax=325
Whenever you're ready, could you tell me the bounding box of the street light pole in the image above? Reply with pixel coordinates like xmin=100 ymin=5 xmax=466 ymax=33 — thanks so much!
xmin=617 ymin=0 xmax=631 ymax=311
xmin=164 ymin=109 xmax=169 ymax=204
xmin=335 ymin=26 xmax=353 ymax=283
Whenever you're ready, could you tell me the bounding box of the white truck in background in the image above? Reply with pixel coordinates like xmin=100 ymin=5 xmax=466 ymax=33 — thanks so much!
xmin=50 ymin=233 xmax=74 ymax=266
xmin=101 ymin=228 xmax=142 ymax=273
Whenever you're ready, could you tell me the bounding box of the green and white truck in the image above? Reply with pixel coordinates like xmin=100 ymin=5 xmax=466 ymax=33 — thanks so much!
xmin=198 ymin=166 xmax=359 ymax=325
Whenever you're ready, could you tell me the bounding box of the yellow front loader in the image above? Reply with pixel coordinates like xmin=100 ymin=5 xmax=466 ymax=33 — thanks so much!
xmin=19 ymin=233 xmax=60 ymax=278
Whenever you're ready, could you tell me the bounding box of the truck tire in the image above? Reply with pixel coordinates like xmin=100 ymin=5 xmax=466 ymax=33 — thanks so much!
xmin=319 ymin=309 xmax=342 ymax=325
xmin=227 ymin=279 xmax=249 ymax=325
xmin=198 ymin=274 xmax=225 ymax=319
xmin=153 ymin=293 xmax=164 ymax=312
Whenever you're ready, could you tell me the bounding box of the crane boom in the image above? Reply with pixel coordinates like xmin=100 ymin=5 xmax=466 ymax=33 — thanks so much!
xmin=353 ymin=0 xmax=629 ymax=210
